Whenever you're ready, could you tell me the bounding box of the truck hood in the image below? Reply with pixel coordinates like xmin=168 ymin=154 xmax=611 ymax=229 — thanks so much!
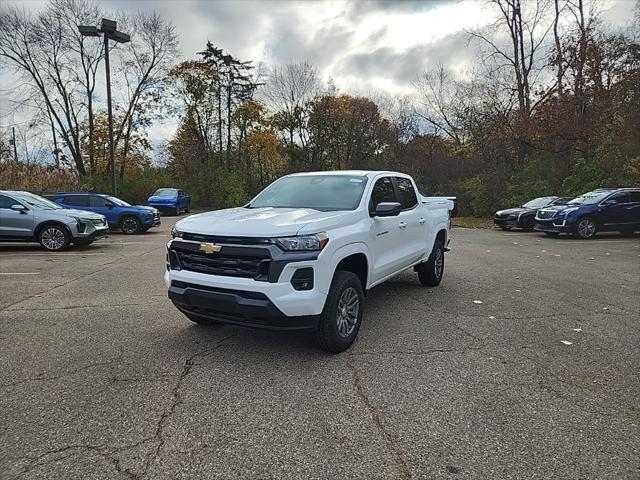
xmin=176 ymin=207 xmax=353 ymax=237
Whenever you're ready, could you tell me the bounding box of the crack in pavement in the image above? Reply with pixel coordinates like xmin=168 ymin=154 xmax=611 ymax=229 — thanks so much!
xmin=346 ymin=354 xmax=412 ymax=480
xmin=138 ymin=331 xmax=237 ymax=478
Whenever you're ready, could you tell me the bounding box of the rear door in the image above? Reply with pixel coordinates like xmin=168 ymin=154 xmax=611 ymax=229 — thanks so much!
xmin=598 ymin=192 xmax=638 ymax=229
xmin=0 ymin=194 xmax=34 ymax=238
xmin=368 ymin=176 xmax=403 ymax=284
xmin=393 ymin=176 xmax=426 ymax=266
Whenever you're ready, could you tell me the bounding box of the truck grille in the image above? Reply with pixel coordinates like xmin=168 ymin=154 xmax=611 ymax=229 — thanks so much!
xmin=170 ymin=247 xmax=270 ymax=279
xmin=537 ymin=209 xmax=555 ymax=219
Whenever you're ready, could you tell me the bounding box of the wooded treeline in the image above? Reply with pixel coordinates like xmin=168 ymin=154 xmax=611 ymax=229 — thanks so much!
xmin=1 ymin=0 xmax=638 ymax=215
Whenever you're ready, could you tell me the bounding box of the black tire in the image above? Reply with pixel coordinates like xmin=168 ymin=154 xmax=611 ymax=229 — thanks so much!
xmin=174 ymin=206 xmax=180 ymax=216
xmin=417 ymin=239 xmax=445 ymax=287
xmin=38 ymin=224 xmax=71 ymax=251
xmin=522 ymin=217 xmax=536 ymax=232
xmin=544 ymin=232 xmax=560 ymax=237
xmin=315 ymin=271 xmax=364 ymax=353
xmin=573 ymin=216 xmax=598 ymax=239
xmin=120 ymin=215 xmax=141 ymax=235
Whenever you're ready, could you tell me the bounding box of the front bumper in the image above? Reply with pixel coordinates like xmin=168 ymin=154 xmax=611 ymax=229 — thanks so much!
xmin=534 ymin=218 xmax=571 ymax=233
xmin=168 ymin=280 xmax=319 ymax=330
xmin=72 ymin=222 xmax=109 ymax=240
xmin=494 ymin=217 xmax=518 ymax=229
xmin=143 ymin=213 xmax=161 ymax=227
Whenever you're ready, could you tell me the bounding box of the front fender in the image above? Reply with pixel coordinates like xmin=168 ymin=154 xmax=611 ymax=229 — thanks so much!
xmin=317 ymin=241 xmax=371 ymax=294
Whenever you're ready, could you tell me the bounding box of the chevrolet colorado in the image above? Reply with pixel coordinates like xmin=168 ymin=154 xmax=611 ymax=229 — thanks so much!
xmin=165 ymin=171 xmax=454 ymax=352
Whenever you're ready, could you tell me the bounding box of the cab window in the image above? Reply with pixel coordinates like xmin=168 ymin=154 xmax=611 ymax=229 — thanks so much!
xmin=369 ymin=177 xmax=397 ymax=211
xmin=64 ymin=195 xmax=88 ymax=207
xmin=395 ymin=177 xmax=418 ymax=209
xmin=90 ymin=196 xmax=112 ymax=207
xmin=0 ymin=194 xmax=18 ymax=209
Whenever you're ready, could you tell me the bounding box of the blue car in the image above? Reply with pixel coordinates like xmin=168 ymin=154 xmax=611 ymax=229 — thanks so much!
xmin=534 ymin=188 xmax=640 ymax=239
xmin=44 ymin=193 xmax=160 ymax=234
xmin=147 ymin=188 xmax=191 ymax=215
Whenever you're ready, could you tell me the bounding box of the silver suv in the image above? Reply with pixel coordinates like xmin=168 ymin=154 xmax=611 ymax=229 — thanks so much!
xmin=0 ymin=190 xmax=109 ymax=251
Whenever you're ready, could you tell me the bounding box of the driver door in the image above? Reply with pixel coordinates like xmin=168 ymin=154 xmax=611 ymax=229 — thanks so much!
xmin=368 ymin=176 xmax=404 ymax=284
xmin=0 ymin=194 xmax=34 ymax=238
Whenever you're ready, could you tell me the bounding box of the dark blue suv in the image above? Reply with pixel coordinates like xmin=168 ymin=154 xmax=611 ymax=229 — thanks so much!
xmin=147 ymin=188 xmax=191 ymax=215
xmin=45 ymin=193 xmax=160 ymax=234
xmin=534 ymin=188 xmax=640 ymax=239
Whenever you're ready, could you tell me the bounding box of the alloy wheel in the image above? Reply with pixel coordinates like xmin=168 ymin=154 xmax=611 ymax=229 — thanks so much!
xmin=577 ymin=218 xmax=596 ymax=238
xmin=336 ymin=287 xmax=359 ymax=338
xmin=41 ymin=227 xmax=65 ymax=250
xmin=121 ymin=218 xmax=139 ymax=234
xmin=434 ymin=248 xmax=444 ymax=279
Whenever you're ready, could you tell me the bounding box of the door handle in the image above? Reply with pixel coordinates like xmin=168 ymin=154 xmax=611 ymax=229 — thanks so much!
xmin=399 ymin=221 xmax=407 ymax=229
xmin=419 ymin=218 xmax=426 ymax=224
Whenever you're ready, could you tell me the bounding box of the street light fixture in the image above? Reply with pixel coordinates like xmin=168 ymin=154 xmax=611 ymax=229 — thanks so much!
xmin=79 ymin=18 xmax=130 ymax=196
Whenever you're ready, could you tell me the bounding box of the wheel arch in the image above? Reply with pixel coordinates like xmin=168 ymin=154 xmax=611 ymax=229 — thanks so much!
xmin=328 ymin=242 xmax=371 ymax=291
xmin=34 ymin=220 xmax=72 ymax=240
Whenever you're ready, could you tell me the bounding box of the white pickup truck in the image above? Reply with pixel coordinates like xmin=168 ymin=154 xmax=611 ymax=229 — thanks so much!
xmin=166 ymin=171 xmax=454 ymax=352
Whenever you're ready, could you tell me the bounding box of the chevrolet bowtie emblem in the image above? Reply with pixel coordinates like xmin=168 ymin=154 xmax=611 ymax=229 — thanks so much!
xmin=199 ymin=242 xmax=221 ymax=254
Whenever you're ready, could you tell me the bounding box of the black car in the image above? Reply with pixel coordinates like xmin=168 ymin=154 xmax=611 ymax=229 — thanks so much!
xmin=494 ymin=196 xmax=572 ymax=231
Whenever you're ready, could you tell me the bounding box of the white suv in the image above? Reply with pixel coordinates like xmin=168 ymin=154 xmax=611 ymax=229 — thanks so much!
xmin=166 ymin=171 xmax=453 ymax=352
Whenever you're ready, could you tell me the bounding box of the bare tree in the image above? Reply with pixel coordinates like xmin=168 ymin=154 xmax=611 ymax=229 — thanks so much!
xmin=113 ymin=11 xmax=178 ymax=179
xmin=467 ymin=0 xmax=553 ymax=118
xmin=263 ymin=62 xmax=319 ymax=148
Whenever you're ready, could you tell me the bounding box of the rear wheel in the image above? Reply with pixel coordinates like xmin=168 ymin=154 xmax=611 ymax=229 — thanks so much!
xmin=573 ymin=216 xmax=598 ymax=239
xmin=315 ymin=271 xmax=364 ymax=353
xmin=120 ymin=216 xmax=141 ymax=235
xmin=417 ymin=239 xmax=445 ymax=287
xmin=39 ymin=225 xmax=70 ymax=251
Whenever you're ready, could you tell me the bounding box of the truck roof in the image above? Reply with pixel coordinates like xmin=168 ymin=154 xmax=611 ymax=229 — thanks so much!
xmin=287 ymin=170 xmax=407 ymax=178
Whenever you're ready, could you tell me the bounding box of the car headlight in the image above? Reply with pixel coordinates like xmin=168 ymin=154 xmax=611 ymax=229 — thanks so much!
xmin=171 ymin=226 xmax=183 ymax=238
xmin=560 ymin=207 xmax=579 ymax=216
xmin=275 ymin=232 xmax=329 ymax=251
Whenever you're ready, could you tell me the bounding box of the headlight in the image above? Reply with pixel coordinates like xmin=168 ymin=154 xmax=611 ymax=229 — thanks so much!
xmin=171 ymin=226 xmax=183 ymax=238
xmin=275 ymin=232 xmax=329 ymax=251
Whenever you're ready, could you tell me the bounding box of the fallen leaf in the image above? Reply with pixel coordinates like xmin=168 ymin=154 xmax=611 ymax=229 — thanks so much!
xmin=573 ymin=328 xmax=582 ymax=332
xmin=513 ymin=242 xmax=519 ymax=245
xmin=489 ymin=316 xmax=496 ymax=319
xmin=554 ymin=254 xmax=561 ymax=257
xmin=541 ymin=250 xmax=547 ymax=253
xmin=515 ymin=289 xmax=521 ymax=292
xmin=561 ymin=340 xmax=573 ymax=345
xmin=473 ymin=300 xmax=483 ymax=304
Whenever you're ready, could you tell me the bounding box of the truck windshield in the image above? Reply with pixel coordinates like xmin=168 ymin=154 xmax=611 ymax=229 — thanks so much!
xmin=249 ymin=175 xmax=368 ymax=211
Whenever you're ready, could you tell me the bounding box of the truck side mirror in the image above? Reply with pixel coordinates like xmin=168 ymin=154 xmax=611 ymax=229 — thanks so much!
xmin=11 ymin=204 xmax=28 ymax=214
xmin=372 ymin=202 xmax=402 ymax=217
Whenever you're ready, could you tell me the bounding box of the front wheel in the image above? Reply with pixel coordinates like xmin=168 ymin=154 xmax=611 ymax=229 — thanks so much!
xmin=522 ymin=217 xmax=536 ymax=232
xmin=573 ymin=217 xmax=598 ymax=239
xmin=39 ymin=225 xmax=71 ymax=251
xmin=120 ymin=216 xmax=141 ymax=235
xmin=315 ymin=271 xmax=364 ymax=353
xmin=417 ymin=239 xmax=445 ymax=287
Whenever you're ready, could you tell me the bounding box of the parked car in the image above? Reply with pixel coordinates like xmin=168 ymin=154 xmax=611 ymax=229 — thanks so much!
xmin=165 ymin=170 xmax=455 ymax=352
xmin=147 ymin=188 xmax=191 ymax=215
xmin=535 ymin=188 xmax=640 ymax=239
xmin=0 ymin=190 xmax=108 ymax=251
xmin=494 ymin=196 xmax=572 ymax=231
xmin=44 ymin=193 xmax=160 ymax=234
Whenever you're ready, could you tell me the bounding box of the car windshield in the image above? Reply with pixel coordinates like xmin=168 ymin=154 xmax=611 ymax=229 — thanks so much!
xmin=568 ymin=191 xmax=613 ymax=205
xmin=107 ymin=196 xmax=131 ymax=207
xmin=522 ymin=197 xmax=554 ymax=209
xmin=14 ymin=192 xmax=62 ymax=210
xmin=153 ymin=188 xmax=178 ymax=197
xmin=249 ymin=175 xmax=368 ymax=211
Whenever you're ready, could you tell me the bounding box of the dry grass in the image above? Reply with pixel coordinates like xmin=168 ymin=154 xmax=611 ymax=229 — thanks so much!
xmin=0 ymin=160 xmax=83 ymax=193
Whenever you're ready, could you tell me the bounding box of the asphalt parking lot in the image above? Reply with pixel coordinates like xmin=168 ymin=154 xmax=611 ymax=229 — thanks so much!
xmin=1 ymin=219 xmax=638 ymax=480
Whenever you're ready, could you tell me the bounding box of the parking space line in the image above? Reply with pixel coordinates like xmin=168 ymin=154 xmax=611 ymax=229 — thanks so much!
xmin=0 ymin=272 xmax=41 ymax=275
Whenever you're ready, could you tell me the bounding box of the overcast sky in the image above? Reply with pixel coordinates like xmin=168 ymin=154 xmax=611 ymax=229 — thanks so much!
xmin=1 ymin=0 xmax=635 ymax=159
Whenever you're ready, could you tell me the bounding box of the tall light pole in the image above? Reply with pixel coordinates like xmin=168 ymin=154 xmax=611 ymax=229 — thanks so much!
xmin=79 ymin=19 xmax=130 ymax=196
